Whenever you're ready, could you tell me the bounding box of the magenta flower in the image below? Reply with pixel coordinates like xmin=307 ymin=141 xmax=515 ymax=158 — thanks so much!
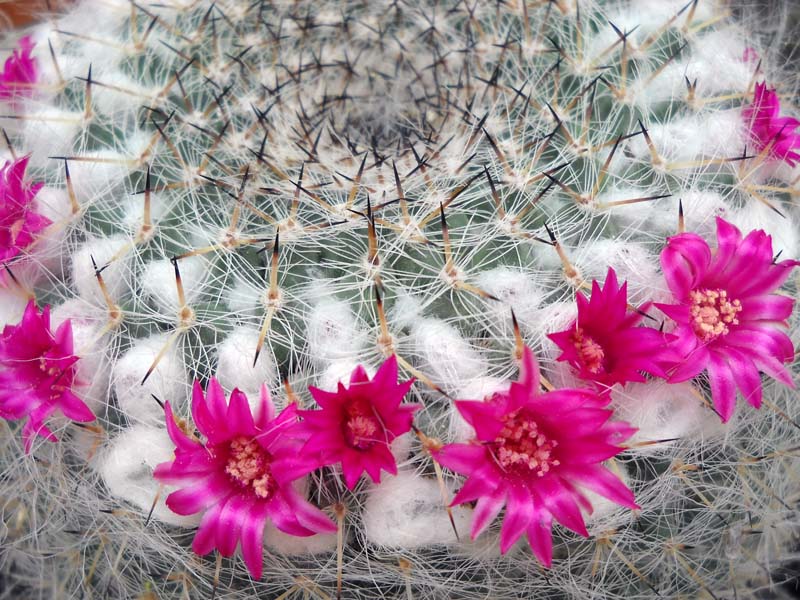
xmin=154 ymin=379 xmax=336 ymax=580
xmin=547 ymin=267 xmax=671 ymax=389
xmin=742 ymin=82 xmax=800 ymax=166
xmin=657 ymin=217 xmax=799 ymax=422
xmin=0 ymin=156 xmax=49 ymax=276
xmin=0 ymin=300 xmax=93 ymax=452
xmin=297 ymin=356 xmax=419 ymax=489
xmin=0 ymin=36 xmax=37 ymax=99
xmin=433 ymin=346 xmax=637 ymax=566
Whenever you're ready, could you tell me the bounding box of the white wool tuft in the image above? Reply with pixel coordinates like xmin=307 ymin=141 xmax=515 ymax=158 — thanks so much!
xmin=316 ymin=360 xmax=374 ymax=394
xmin=71 ymin=235 xmax=133 ymax=304
xmin=611 ymin=380 xmax=728 ymax=454
xmin=31 ymin=187 xmax=72 ymax=280
xmin=389 ymin=292 xmax=424 ymax=329
xmin=526 ymin=301 xmax=578 ymax=350
xmin=449 ymin=376 xmax=509 ymax=442
xmin=263 ymin=521 xmax=339 ymax=556
xmin=0 ymin=288 xmax=28 ymax=328
xmin=362 ymin=470 xmax=471 ymax=549
xmin=120 ymin=190 xmax=169 ymax=234
xmin=20 ymin=110 xmax=81 ymax=167
xmin=141 ymin=255 xmax=208 ymax=314
xmin=626 ymin=112 xmax=744 ymax=165
xmin=98 ymin=425 xmax=200 ymax=527
xmin=306 ymin=299 xmax=365 ymax=365
xmin=226 ymin=278 xmax=262 ymax=317
xmin=112 ymin=334 xmax=189 ymax=425
xmin=582 ymin=464 xmax=634 ymax=534
xmin=474 ymin=267 xmax=544 ymax=325
xmin=728 ymin=200 xmax=799 ymax=259
xmin=66 ymin=151 xmax=131 ymax=204
xmin=575 ymin=238 xmax=662 ymax=305
xmin=51 ymin=299 xmax=112 ymax=414
xmin=215 ymin=327 xmax=277 ymax=396
xmin=408 ymin=318 xmax=487 ymax=392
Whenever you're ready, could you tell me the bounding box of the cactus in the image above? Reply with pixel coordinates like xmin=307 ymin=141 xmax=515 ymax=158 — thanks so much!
xmin=1 ymin=0 xmax=799 ymax=598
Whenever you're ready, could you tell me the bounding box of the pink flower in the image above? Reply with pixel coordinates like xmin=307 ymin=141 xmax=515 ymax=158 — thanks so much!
xmin=657 ymin=217 xmax=799 ymax=422
xmin=547 ymin=267 xmax=671 ymax=388
xmin=0 ymin=36 xmax=37 ymax=99
xmin=743 ymin=82 xmax=800 ymax=166
xmin=0 ymin=156 xmax=49 ymax=276
xmin=433 ymin=346 xmax=637 ymax=566
xmin=0 ymin=300 xmax=94 ymax=452
xmin=154 ymin=379 xmax=336 ymax=580
xmin=297 ymin=356 xmax=419 ymax=489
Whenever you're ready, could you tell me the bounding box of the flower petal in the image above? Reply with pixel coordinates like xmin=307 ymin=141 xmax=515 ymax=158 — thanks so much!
xmin=470 ymin=488 xmax=506 ymax=540
xmin=560 ymin=464 xmax=638 ymax=510
xmin=240 ymin=503 xmax=269 ymax=579
xmin=215 ymin=494 xmax=251 ymax=557
xmin=284 ymin=487 xmax=337 ymax=534
xmin=706 ymin=351 xmax=737 ymax=422
xmin=500 ymin=484 xmax=533 ymax=554
xmin=192 ymin=501 xmax=225 ymax=556
xmin=165 ymin=475 xmax=231 ymax=515
xmin=526 ymin=510 xmax=554 ymax=568
xmin=725 ymin=349 xmax=763 ymax=409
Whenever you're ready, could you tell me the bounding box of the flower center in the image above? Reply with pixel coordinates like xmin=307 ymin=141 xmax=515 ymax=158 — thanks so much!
xmin=570 ymin=327 xmax=605 ymax=373
xmin=494 ymin=410 xmax=559 ymax=476
xmin=689 ymin=288 xmax=742 ymax=342
xmin=343 ymin=400 xmax=383 ymax=450
xmin=224 ymin=436 xmax=275 ymax=499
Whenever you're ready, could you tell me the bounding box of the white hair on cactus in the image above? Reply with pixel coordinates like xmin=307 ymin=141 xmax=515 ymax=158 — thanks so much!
xmin=525 ymin=301 xmax=578 ymax=350
xmin=678 ymin=190 xmax=732 ymax=236
xmin=97 ymin=425 xmax=200 ymax=527
xmin=51 ymin=298 xmax=112 ymax=414
xmin=141 ymin=255 xmax=208 ymax=314
xmin=362 ymin=470 xmax=471 ymax=549
xmin=448 ymin=376 xmax=509 ymax=442
xmin=225 ymin=277 xmax=262 ymax=318
xmin=686 ymin=28 xmax=754 ymax=95
xmin=263 ymin=520 xmax=339 ymax=556
xmin=120 ymin=189 xmax=168 ymax=236
xmin=70 ymin=235 xmax=133 ymax=304
xmin=389 ymin=291 xmax=424 ymax=330
xmin=574 ymin=238 xmax=662 ymax=305
xmin=0 ymin=288 xmax=28 ymax=328
xmin=66 ymin=151 xmax=131 ymax=204
xmin=612 ymin=189 xmax=730 ymax=243
xmin=582 ymin=463 xmax=634 ymax=534
xmin=28 ymin=25 xmax=88 ymax=82
xmin=408 ymin=317 xmax=487 ymax=392
xmin=305 ymin=298 xmax=365 ymax=366
xmin=19 ymin=110 xmax=81 ymax=167
xmin=389 ymin=432 xmax=414 ymax=464
xmin=91 ymin=72 xmax=162 ymax=119
xmin=626 ymin=112 xmax=745 ymax=166
xmin=32 ymin=188 xmax=72 ymax=279
xmin=112 ymin=334 xmax=188 ymax=426
xmin=215 ymin=327 xmax=277 ymax=399
xmin=316 ymin=360 xmax=375 ymax=394
xmin=611 ymin=380 xmax=728 ymax=454
xmin=728 ymin=200 xmax=799 ymax=259
xmin=34 ymin=186 xmax=72 ymax=224
xmin=474 ymin=267 xmax=544 ymax=326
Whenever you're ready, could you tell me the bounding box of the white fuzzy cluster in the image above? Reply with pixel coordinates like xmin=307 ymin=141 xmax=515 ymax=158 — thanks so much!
xmin=0 ymin=0 xmax=798 ymax=598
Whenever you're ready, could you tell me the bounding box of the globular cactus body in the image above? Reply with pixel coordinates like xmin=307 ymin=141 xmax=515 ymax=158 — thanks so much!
xmin=0 ymin=1 xmax=799 ymax=598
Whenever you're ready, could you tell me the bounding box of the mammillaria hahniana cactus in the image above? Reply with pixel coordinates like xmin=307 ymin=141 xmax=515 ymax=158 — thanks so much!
xmin=0 ymin=0 xmax=799 ymax=598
